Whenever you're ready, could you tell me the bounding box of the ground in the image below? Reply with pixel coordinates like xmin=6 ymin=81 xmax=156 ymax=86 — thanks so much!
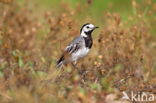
xmin=0 ymin=0 xmax=156 ymax=103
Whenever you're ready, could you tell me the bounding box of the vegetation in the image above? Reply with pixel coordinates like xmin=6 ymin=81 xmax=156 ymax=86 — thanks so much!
xmin=0 ymin=0 xmax=156 ymax=103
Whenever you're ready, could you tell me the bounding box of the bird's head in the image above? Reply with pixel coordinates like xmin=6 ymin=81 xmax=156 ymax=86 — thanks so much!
xmin=80 ymin=23 xmax=99 ymax=37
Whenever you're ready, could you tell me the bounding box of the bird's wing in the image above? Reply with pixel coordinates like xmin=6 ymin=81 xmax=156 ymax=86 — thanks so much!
xmin=57 ymin=37 xmax=83 ymax=68
xmin=65 ymin=37 xmax=83 ymax=54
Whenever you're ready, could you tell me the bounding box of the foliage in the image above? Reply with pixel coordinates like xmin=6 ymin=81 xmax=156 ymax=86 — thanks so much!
xmin=0 ymin=0 xmax=156 ymax=103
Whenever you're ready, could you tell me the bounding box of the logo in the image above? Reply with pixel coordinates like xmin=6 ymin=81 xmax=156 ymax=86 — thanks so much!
xmin=122 ymin=91 xmax=155 ymax=102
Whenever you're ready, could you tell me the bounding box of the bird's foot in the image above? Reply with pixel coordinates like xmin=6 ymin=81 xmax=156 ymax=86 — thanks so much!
xmin=78 ymin=69 xmax=83 ymax=75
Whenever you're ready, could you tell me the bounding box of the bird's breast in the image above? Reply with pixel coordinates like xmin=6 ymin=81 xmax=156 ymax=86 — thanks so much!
xmin=71 ymin=47 xmax=90 ymax=61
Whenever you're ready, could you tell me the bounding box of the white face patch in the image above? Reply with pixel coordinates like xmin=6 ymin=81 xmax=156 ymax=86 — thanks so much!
xmin=80 ymin=24 xmax=95 ymax=37
xmin=83 ymin=24 xmax=95 ymax=32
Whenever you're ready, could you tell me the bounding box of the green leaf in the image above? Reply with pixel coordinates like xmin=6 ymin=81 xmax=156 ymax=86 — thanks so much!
xmin=26 ymin=61 xmax=35 ymax=67
xmin=18 ymin=56 xmax=24 ymax=67
xmin=12 ymin=50 xmax=17 ymax=57
xmin=90 ymin=83 xmax=101 ymax=91
xmin=0 ymin=71 xmax=3 ymax=78
xmin=114 ymin=64 xmax=123 ymax=72
xmin=36 ymin=71 xmax=47 ymax=77
xmin=79 ymin=87 xmax=85 ymax=95
xmin=0 ymin=62 xmax=8 ymax=71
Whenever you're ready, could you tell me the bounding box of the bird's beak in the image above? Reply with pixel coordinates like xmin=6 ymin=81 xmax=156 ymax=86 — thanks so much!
xmin=94 ymin=26 xmax=99 ymax=29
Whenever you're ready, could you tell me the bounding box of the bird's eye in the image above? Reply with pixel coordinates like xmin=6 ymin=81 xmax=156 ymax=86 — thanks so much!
xmin=86 ymin=26 xmax=90 ymax=29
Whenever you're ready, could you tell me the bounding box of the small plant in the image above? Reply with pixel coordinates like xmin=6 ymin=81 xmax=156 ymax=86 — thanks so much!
xmin=0 ymin=0 xmax=155 ymax=103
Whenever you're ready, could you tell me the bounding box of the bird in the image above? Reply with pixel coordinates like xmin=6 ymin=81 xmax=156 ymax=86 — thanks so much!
xmin=56 ymin=23 xmax=99 ymax=69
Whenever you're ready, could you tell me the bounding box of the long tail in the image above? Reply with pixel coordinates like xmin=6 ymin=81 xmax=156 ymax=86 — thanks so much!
xmin=56 ymin=55 xmax=65 ymax=68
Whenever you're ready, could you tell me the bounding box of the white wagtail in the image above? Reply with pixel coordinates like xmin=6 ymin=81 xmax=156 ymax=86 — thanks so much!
xmin=57 ymin=23 xmax=99 ymax=68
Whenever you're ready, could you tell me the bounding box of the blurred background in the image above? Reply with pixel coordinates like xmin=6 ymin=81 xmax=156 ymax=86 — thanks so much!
xmin=0 ymin=0 xmax=156 ymax=103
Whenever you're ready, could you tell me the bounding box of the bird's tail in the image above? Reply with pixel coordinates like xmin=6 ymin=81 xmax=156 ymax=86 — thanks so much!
xmin=56 ymin=55 xmax=65 ymax=68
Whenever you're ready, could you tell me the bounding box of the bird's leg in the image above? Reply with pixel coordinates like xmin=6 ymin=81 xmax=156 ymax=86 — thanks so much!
xmin=71 ymin=62 xmax=83 ymax=75
xmin=71 ymin=62 xmax=86 ymax=85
